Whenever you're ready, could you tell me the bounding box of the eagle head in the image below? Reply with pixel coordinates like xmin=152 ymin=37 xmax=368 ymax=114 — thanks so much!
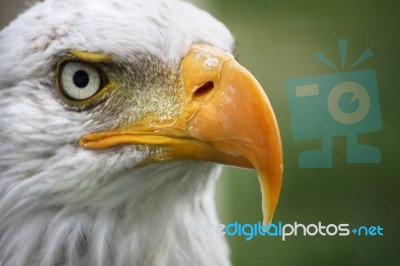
xmin=0 ymin=0 xmax=283 ymax=265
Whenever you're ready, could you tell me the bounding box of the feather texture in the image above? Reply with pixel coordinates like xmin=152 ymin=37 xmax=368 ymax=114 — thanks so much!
xmin=0 ymin=0 xmax=235 ymax=265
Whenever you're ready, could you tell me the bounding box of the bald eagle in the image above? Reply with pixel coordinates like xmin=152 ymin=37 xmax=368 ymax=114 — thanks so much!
xmin=0 ymin=0 xmax=283 ymax=265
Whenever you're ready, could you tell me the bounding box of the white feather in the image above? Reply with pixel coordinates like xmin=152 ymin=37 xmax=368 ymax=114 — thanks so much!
xmin=0 ymin=0 xmax=235 ymax=265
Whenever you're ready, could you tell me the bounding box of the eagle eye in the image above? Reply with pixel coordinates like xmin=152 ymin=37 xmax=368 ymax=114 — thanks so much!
xmin=58 ymin=61 xmax=108 ymax=101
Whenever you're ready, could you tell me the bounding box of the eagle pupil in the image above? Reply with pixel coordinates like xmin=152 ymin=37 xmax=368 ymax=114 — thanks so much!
xmin=73 ymin=70 xmax=90 ymax=88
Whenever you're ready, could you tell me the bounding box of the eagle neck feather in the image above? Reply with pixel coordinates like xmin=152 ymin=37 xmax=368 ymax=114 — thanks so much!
xmin=0 ymin=161 xmax=230 ymax=266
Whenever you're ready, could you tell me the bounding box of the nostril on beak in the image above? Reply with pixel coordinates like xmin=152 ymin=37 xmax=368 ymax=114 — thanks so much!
xmin=193 ymin=81 xmax=215 ymax=101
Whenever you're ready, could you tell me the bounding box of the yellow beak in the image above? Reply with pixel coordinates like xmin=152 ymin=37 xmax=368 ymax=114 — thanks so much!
xmin=80 ymin=44 xmax=283 ymax=225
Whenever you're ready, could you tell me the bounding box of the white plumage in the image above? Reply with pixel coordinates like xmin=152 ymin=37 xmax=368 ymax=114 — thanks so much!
xmin=0 ymin=0 xmax=283 ymax=265
xmin=0 ymin=1 xmax=233 ymax=265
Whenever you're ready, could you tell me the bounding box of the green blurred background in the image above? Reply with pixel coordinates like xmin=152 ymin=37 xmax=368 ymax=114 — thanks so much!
xmin=210 ymin=0 xmax=400 ymax=265
xmin=1 ymin=0 xmax=399 ymax=265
